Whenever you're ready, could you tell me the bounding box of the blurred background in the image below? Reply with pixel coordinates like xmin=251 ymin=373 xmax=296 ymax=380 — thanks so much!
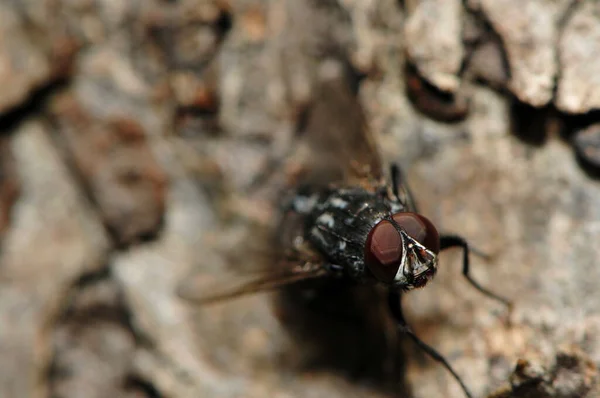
xmin=1 ymin=1 xmax=600 ymax=397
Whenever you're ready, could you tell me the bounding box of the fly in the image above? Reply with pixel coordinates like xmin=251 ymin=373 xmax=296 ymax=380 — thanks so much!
xmin=179 ymin=59 xmax=511 ymax=398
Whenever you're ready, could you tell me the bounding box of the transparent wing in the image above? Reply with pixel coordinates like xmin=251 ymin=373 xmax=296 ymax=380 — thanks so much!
xmin=178 ymin=195 xmax=326 ymax=306
xmin=176 ymin=60 xmax=382 ymax=306
xmin=297 ymin=59 xmax=384 ymax=187
xmin=177 ymin=260 xmax=330 ymax=305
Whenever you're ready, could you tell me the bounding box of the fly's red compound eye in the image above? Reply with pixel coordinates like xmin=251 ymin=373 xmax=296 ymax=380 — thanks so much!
xmin=392 ymin=212 xmax=440 ymax=254
xmin=364 ymin=220 xmax=403 ymax=283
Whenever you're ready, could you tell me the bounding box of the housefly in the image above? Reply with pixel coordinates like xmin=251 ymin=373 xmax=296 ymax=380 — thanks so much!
xmin=179 ymin=59 xmax=510 ymax=398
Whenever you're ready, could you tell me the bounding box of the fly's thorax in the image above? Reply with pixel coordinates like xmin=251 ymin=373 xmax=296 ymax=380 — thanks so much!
xmin=304 ymin=189 xmax=394 ymax=278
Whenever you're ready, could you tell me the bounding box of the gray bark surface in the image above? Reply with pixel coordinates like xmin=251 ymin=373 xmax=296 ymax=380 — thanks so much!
xmin=0 ymin=1 xmax=599 ymax=398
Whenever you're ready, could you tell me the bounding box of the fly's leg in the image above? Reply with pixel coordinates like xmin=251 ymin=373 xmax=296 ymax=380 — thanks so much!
xmin=387 ymin=291 xmax=473 ymax=398
xmin=440 ymin=235 xmax=512 ymax=309
xmin=389 ymin=163 xmax=419 ymax=212
xmin=390 ymin=163 xmax=402 ymax=199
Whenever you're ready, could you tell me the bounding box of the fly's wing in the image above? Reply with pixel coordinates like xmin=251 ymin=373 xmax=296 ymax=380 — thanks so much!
xmin=177 ymin=60 xmax=381 ymax=307
xmin=297 ymin=59 xmax=384 ymax=188
xmin=177 ymin=260 xmax=330 ymax=305
xmin=177 ymin=207 xmax=332 ymax=305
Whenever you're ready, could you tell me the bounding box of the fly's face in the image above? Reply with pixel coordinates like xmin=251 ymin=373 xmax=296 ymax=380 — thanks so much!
xmin=364 ymin=212 xmax=440 ymax=291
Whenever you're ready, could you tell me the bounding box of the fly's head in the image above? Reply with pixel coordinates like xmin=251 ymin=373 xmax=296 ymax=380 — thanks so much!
xmin=364 ymin=212 xmax=440 ymax=290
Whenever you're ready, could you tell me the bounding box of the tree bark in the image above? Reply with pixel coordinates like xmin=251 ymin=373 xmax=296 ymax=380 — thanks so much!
xmin=0 ymin=1 xmax=599 ymax=397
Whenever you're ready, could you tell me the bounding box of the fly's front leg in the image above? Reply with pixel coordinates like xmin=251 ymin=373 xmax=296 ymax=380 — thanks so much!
xmin=389 ymin=163 xmax=418 ymax=212
xmin=440 ymin=234 xmax=512 ymax=310
xmin=387 ymin=291 xmax=474 ymax=398
xmin=390 ymin=163 xmax=402 ymax=200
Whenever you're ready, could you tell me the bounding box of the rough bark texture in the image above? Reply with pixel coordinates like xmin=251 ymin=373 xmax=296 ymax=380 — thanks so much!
xmin=1 ymin=1 xmax=600 ymax=398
